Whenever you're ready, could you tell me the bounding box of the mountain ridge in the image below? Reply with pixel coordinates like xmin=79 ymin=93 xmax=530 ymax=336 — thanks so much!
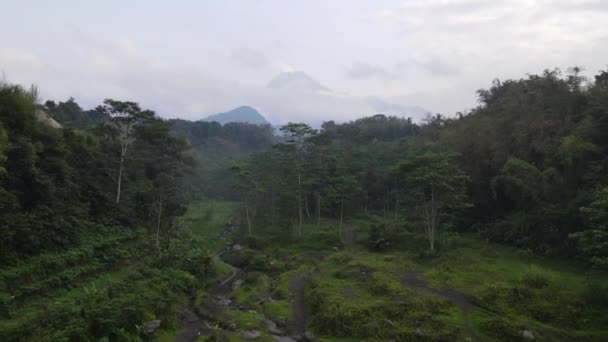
xmin=202 ymin=105 xmax=269 ymax=125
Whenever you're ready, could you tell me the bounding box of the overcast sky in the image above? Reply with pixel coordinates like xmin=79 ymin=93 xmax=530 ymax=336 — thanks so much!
xmin=1 ymin=0 xmax=607 ymax=124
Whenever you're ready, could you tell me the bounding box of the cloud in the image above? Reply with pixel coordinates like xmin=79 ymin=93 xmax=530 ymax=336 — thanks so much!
xmin=2 ymin=1 xmax=607 ymax=120
xmin=346 ymin=62 xmax=395 ymax=80
xmin=231 ymin=48 xmax=268 ymax=69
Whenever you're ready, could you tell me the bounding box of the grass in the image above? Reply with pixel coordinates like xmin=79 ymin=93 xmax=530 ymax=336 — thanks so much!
xmin=237 ymin=215 xmax=608 ymax=341
xmin=176 ymin=199 xmax=238 ymax=251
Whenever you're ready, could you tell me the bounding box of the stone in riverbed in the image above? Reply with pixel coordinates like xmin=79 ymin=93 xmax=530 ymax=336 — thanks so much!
xmin=233 ymin=279 xmax=245 ymax=289
xmin=266 ymin=319 xmax=284 ymax=335
xmin=522 ymin=330 xmax=535 ymax=339
xmin=241 ymin=330 xmax=261 ymax=340
xmin=303 ymin=331 xmax=315 ymax=341
xmin=142 ymin=320 xmax=161 ymax=335
xmin=273 ymin=336 xmax=296 ymax=342
xmin=275 ymin=316 xmax=287 ymax=327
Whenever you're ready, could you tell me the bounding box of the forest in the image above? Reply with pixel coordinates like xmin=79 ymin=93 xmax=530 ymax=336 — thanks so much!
xmin=1 ymin=67 xmax=607 ymax=341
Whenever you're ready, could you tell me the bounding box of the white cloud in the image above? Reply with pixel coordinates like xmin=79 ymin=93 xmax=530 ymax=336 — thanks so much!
xmin=1 ymin=1 xmax=607 ymax=121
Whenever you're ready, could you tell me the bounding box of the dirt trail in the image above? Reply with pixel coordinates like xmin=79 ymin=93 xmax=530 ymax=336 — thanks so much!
xmin=343 ymin=223 xmax=356 ymax=252
xmin=174 ymin=220 xmax=240 ymax=342
xmin=403 ymin=272 xmax=480 ymax=342
xmin=287 ymin=272 xmax=308 ymax=336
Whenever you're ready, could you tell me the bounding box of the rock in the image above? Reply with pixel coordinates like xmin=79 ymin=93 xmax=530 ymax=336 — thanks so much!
xmin=226 ymin=321 xmax=237 ymax=330
xmin=270 ymin=259 xmax=278 ymax=266
xmin=303 ymin=331 xmax=315 ymax=341
xmin=332 ymin=246 xmax=340 ymax=252
xmin=142 ymin=320 xmax=161 ymax=335
xmin=273 ymin=336 xmax=297 ymax=342
xmin=241 ymin=330 xmax=261 ymax=340
xmin=233 ymin=279 xmax=245 ymax=290
xmin=415 ymin=328 xmax=423 ymax=335
xmin=522 ymin=330 xmax=535 ymax=340
xmin=217 ymin=297 xmax=232 ymax=306
xmin=177 ymin=309 xmax=199 ymax=323
xmin=266 ymin=319 xmax=284 ymax=335
xmin=275 ymin=317 xmax=287 ymax=328
xmin=233 ymin=244 xmax=243 ymax=251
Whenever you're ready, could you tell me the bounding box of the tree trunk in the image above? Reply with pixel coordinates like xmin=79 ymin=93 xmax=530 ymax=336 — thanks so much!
xmin=115 ymin=124 xmax=130 ymax=205
xmin=339 ymin=197 xmax=344 ymax=240
xmin=429 ymin=185 xmax=436 ymax=253
xmin=393 ymin=194 xmax=399 ymax=237
xmin=155 ymin=192 xmax=163 ymax=248
xmin=271 ymin=189 xmax=275 ymax=228
xmin=298 ymin=169 xmax=303 ymax=237
xmin=304 ymin=196 xmax=311 ymax=218
xmin=116 ymin=152 xmax=125 ymax=204
xmin=246 ymin=202 xmax=252 ymax=236
xmin=316 ymin=194 xmax=321 ymax=229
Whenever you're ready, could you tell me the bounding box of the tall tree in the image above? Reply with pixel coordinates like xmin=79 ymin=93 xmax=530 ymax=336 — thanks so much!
xmin=279 ymin=123 xmax=317 ymax=236
xmin=96 ymin=100 xmax=153 ymax=204
xmin=397 ymin=151 xmax=470 ymax=253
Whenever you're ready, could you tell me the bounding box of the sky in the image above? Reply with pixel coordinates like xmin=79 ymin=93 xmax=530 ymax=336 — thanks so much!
xmin=1 ymin=0 xmax=607 ymax=124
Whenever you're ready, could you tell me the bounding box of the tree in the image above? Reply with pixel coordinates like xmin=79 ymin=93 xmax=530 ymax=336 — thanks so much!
xmin=570 ymin=187 xmax=608 ymax=269
xmin=397 ymin=151 xmax=470 ymax=253
xmin=230 ymin=164 xmax=258 ymax=236
xmin=279 ymin=123 xmax=317 ymax=236
xmin=96 ymin=100 xmax=153 ymax=204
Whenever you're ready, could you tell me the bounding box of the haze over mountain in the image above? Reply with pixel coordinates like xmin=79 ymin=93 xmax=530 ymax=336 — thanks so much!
xmin=203 ymin=106 xmax=268 ymax=125
xmin=267 ymin=71 xmax=329 ymax=93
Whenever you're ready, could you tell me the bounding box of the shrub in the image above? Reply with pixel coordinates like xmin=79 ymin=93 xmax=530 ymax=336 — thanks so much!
xmin=520 ymin=267 xmax=551 ymax=289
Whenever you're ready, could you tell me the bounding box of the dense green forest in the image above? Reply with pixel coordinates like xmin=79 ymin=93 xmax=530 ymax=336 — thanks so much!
xmin=0 ymin=67 xmax=607 ymax=341
xmin=235 ymin=68 xmax=608 ymax=266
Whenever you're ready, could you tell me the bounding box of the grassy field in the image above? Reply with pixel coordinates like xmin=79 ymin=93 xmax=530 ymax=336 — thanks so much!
xmin=175 ymin=199 xmax=239 ymax=252
xmin=227 ymin=216 xmax=608 ymax=341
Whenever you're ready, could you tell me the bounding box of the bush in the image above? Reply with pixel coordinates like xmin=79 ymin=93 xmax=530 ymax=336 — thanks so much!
xmin=368 ymin=223 xmax=391 ymax=251
xmin=520 ymin=267 xmax=551 ymax=289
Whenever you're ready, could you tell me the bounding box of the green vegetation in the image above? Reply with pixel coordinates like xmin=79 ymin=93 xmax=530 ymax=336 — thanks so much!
xmin=1 ymin=67 xmax=608 ymax=341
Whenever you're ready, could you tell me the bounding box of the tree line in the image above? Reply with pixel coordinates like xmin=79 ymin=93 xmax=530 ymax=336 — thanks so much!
xmin=232 ymin=68 xmax=608 ymax=267
xmin=0 ymin=84 xmax=193 ymax=263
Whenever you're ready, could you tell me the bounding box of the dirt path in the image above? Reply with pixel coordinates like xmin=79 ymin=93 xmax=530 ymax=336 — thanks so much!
xmin=343 ymin=223 xmax=356 ymax=252
xmin=403 ymin=272 xmax=480 ymax=342
xmin=287 ymin=272 xmax=308 ymax=336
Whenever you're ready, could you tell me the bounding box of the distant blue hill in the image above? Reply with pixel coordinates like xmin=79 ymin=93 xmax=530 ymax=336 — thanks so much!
xmin=203 ymin=106 xmax=269 ymax=125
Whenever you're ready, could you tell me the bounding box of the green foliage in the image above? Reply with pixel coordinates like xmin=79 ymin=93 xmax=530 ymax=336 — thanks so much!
xmin=571 ymin=187 xmax=608 ymax=268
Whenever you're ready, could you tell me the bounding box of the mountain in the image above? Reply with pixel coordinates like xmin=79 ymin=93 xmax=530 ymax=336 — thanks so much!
xmin=203 ymin=106 xmax=269 ymax=125
xmin=266 ymin=71 xmax=328 ymax=93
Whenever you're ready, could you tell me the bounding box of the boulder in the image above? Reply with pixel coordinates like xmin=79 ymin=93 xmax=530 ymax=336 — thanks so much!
xmin=233 ymin=244 xmax=243 ymax=251
xmin=266 ymin=319 xmax=284 ymax=335
xmin=241 ymin=330 xmax=261 ymax=340
xmin=303 ymin=331 xmax=315 ymax=341
xmin=177 ymin=309 xmax=199 ymax=323
xmin=332 ymin=246 xmax=340 ymax=252
xmin=233 ymin=279 xmax=245 ymax=290
xmin=275 ymin=317 xmax=287 ymax=328
xmin=522 ymin=330 xmax=535 ymax=340
xmin=273 ymin=337 xmax=297 ymax=342
xmin=217 ymin=297 xmax=232 ymax=306
xmin=142 ymin=320 xmax=161 ymax=335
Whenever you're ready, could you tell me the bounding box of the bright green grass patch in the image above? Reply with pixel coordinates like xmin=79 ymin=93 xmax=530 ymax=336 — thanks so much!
xmin=176 ymin=200 xmax=238 ymax=252
xmin=262 ymin=300 xmax=291 ymax=320
xmin=226 ymin=308 xmax=265 ymax=331
xmin=232 ymin=272 xmax=271 ymax=309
